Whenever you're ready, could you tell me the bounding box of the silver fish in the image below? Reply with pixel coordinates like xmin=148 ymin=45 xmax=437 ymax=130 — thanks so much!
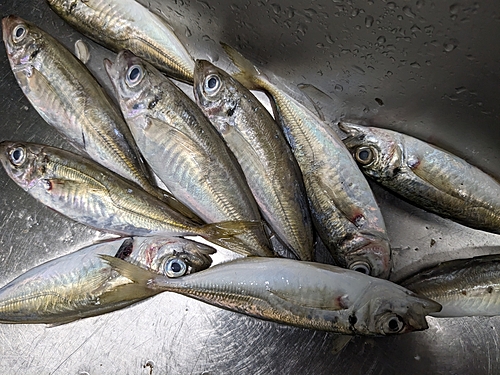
xmin=0 ymin=141 xmax=255 ymax=248
xmin=401 ymin=254 xmax=500 ymax=317
xmin=46 ymin=0 xmax=195 ymax=83
xmin=1 ymin=15 xmax=200 ymax=223
xmin=222 ymin=44 xmax=391 ymax=278
xmin=340 ymin=122 xmax=500 ymax=235
xmin=0 ymin=237 xmax=215 ymax=324
xmin=193 ymin=59 xmax=314 ymax=261
xmin=103 ymin=255 xmax=441 ymax=336
xmin=105 ymin=51 xmax=273 ymax=257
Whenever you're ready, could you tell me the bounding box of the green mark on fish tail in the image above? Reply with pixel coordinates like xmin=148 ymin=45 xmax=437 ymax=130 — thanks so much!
xmin=220 ymin=42 xmax=263 ymax=91
xmin=200 ymin=220 xmax=264 ymax=252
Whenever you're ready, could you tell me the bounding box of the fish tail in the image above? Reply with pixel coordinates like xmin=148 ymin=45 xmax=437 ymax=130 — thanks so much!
xmin=100 ymin=254 xmax=158 ymax=288
xmin=200 ymin=220 xmax=263 ymax=252
xmin=221 ymin=42 xmax=266 ymax=91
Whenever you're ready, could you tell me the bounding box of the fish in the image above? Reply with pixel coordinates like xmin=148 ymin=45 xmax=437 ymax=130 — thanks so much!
xmin=2 ymin=15 xmax=201 ymax=223
xmin=45 ymin=0 xmax=194 ymax=83
xmin=0 ymin=141 xmax=257 ymax=248
xmin=339 ymin=122 xmax=500 ymax=235
xmin=222 ymin=44 xmax=391 ymax=278
xmin=102 ymin=255 xmax=442 ymax=336
xmin=193 ymin=59 xmax=314 ymax=261
xmin=104 ymin=51 xmax=273 ymax=257
xmin=401 ymin=254 xmax=500 ymax=317
xmin=0 ymin=236 xmax=215 ymax=324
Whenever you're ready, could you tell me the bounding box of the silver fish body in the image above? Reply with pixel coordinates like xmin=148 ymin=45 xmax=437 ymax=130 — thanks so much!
xmin=105 ymin=256 xmax=441 ymax=336
xmin=0 ymin=141 xmax=251 ymax=247
xmin=193 ymin=60 xmax=313 ymax=261
xmin=105 ymin=51 xmax=273 ymax=257
xmin=1 ymin=16 xmax=199 ymax=222
xmin=222 ymin=45 xmax=391 ymax=278
xmin=0 ymin=237 xmax=215 ymax=324
xmin=340 ymin=123 xmax=500 ymax=234
xmin=46 ymin=0 xmax=194 ymax=83
xmin=401 ymin=254 xmax=500 ymax=317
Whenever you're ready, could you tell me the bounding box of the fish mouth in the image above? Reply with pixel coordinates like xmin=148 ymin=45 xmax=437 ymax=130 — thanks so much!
xmin=343 ymin=232 xmax=392 ymax=279
xmin=403 ymin=294 xmax=442 ymax=332
xmin=338 ymin=122 xmax=367 ymax=148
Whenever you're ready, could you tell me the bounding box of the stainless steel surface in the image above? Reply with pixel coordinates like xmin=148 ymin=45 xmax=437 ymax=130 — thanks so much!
xmin=1 ymin=0 xmax=500 ymax=374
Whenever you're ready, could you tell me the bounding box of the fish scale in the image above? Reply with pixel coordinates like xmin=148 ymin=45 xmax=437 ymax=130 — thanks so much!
xmin=104 ymin=256 xmax=442 ymax=336
xmin=0 ymin=237 xmax=215 ymax=324
xmin=193 ymin=59 xmax=314 ymax=261
xmin=402 ymin=255 xmax=500 ymax=317
xmin=220 ymin=45 xmax=390 ymax=277
xmin=46 ymin=0 xmax=195 ymax=83
xmin=105 ymin=51 xmax=273 ymax=257
xmin=340 ymin=123 xmax=500 ymax=234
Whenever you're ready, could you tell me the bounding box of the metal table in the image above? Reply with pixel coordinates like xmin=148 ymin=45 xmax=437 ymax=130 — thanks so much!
xmin=1 ymin=0 xmax=500 ymax=373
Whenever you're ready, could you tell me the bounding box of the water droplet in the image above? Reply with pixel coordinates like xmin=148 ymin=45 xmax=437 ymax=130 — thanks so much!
xmin=316 ymin=43 xmax=325 ymax=48
xmin=351 ymin=8 xmax=360 ymax=17
xmin=403 ymin=6 xmax=416 ymax=18
xmin=416 ymin=0 xmax=424 ymax=9
xmin=449 ymin=3 xmax=460 ymax=14
xmin=410 ymin=62 xmax=421 ymax=68
xmin=386 ymin=70 xmax=393 ymax=76
xmin=377 ymin=35 xmax=386 ymax=44
xmin=387 ymin=2 xmax=396 ymax=10
xmin=455 ymin=86 xmax=467 ymax=94
xmin=271 ymin=3 xmax=281 ymax=14
xmin=297 ymin=23 xmax=308 ymax=35
xmin=443 ymin=42 xmax=456 ymax=52
xmin=184 ymin=26 xmax=192 ymax=37
xmin=352 ymin=65 xmax=366 ymax=75
xmin=334 ymin=84 xmax=344 ymax=92
xmin=326 ymin=35 xmax=335 ymax=44
xmin=375 ymin=98 xmax=384 ymax=106
xmin=365 ymin=15 xmax=374 ymax=27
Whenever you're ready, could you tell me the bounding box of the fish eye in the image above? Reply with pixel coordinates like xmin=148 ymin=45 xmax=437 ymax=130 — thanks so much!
xmin=165 ymin=257 xmax=188 ymax=278
xmin=382 ymin=314 xmax=404 ymax=334
xmin=126 ymin=65 xmax=144 ymax=87
xmin=349 ymin=261 xmax=371 ymax=275
xmin=204 ymin=74 xmax=221 ymax=95
xmin=9 ymin=146 xmax=26 ymax=166
xmin=355 ymin=146 xmax=376 ymax=166
xmin=13 ymin=24 xmax=27 ymax=43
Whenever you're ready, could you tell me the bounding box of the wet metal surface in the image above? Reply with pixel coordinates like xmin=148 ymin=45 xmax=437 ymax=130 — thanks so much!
xmin=1 ymin=0 xmax=500 ymax=374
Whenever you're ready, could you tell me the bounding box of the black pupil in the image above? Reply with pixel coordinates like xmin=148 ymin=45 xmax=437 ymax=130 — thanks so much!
xmin=354 ymin=265 xmax=368 ymax=274
xmin=388 ymin=317 xmax=400 ymax=331
xmin=170 ymin=261 xmax=182 ymax=273
xmin=358 ymin=149 xmax=370 ymax=161
xmin=15 ymin=26 xmax=24 ymax=38
xmin=207 ymin=76 xmax=218 ymax=89
xmin=129 ymin=67 xmax=140 ymax=81
xmin=12 ymin=149 xmax=22 ymax=162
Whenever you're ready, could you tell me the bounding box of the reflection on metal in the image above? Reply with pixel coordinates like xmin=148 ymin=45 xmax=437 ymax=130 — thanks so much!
xmin=1 ymin=0 xmax=500 ymax=373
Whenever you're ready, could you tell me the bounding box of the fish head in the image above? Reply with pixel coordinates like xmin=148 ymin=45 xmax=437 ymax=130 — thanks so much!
xmin=105 ymin=50 xmax=161 ymax=120
xmin=342 ymin=232 xmax=392 ymax=279
xmin=2 ymin=16 xmax=44 ymax=73
xmin=193 ymin=59 xmax=239 ymax=132
xmin=128 ymin=237 xmax=216 ymax=277
xmin=339 ymin=122 xmax=403 ymax=181
xmin=0 ymin=141 xmax=44 ymax=191
xmin=352 ymin=283 xmax=442 ymax=336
